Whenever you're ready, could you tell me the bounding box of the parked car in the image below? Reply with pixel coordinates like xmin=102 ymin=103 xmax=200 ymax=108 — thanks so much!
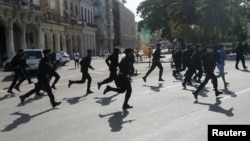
xmin=3 ymin=58 xmax=12 ymax=71
xmin=59 ymin=51 xmax=70 ymax=66
xmin=24 ymin=49 xmax=44 ymax=71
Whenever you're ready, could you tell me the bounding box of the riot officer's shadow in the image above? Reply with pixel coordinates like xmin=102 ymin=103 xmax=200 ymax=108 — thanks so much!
xmin=223 ymin=87 xmax=237 ymax=97
xmin=63 ymin=96 xmax=86 ymax=105
xmin=239 ymin=68 xmax=250 ymax=73
xmin=142 ymin=83 xmax=163 ymax=93
xmin=0 ymin=94 xmax=15 ymax=101
xmin=1 ymin=109 xmax=56 ymax=132
xmin=1 ymin=74 xmax=14 ymax=82
xmin=99 ymin=109 xmax=134 ymax=132
xmin=94 ymin=93 xmax=119 ymax=106
xmin=196 ymin=97 xmax=234 ymax=117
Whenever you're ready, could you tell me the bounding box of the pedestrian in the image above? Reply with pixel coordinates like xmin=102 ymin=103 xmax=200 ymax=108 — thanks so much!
xmin=173 ymin=44 xmax=193 ymax=78
xmin=192 ymin=44 xmax=204 ymax=83
xmin=50 ymin=53 xmax=60 ymax=90
xmin=73 ymin=50 xmax=80 ymax=68
xmin=97 ymin=48 xmax=120 ymax=90
xmin=13 ymin=52 xmax=33 ymax=92
xmin=216 ymin=44 xmax=229 ymax=87
xmin=192 ymin=45 xmax=223 ymax=101
xmin=68 ymin=49 xmax=94 ymax=94
xmin=172 ymin=46 xmax=182 ymax=77
xmin=147 ymin=47 xmax=153 ymax=67
xmin=19 ymin=49 xmax=61 ymax=108
xmin=235 ymin=41 xmax=248 ymax=70
xmin=103 ymin=48 xmax=138 ymax=109
xmin=183 ymin=44 xmax=203 ymax=86
xmin=7 ymin=49 xmax=26 ymax=94
xmin=142 ymin=43 xmax=165 ymax=82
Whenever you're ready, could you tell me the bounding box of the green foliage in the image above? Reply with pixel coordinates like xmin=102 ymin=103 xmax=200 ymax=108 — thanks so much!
xmin=136 ymin=0 xmax=250 ymax=43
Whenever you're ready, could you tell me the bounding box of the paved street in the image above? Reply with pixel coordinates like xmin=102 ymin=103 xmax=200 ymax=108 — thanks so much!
xmin=0 ymin=54 xmax=250 ymax=141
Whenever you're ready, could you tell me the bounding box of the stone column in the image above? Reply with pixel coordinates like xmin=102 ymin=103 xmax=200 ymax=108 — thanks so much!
xmin=20 ymin=23 xmax=27 ymax=49
xmin=78 ymin=35 xmax=83 ymax=57
xmin=83 ymin=33 xmax=87 ymax=56
xmin=47 ymin=33 xmax=53 ymax=51
xmin=67 ymin=35 xmax=73 ymax=58
xmin=72 ymin=34 xmax=77 ymax=52
xmin=55 ymin=33 xmax=60 ymax=52
xmin=61 ymin=34 xmax=67 ymax=52
xmin=36 ymin=24 xmax=44 ymax=49
xmin=5 ymin=19 xmax=15 ymax=59
xmin=93 ymin=34 xmax=97 ymax=55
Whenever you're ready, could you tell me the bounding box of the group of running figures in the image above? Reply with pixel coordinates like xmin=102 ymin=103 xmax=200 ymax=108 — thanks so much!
xmin=7 ymin=41 xmax=248 ymax=109
xmin=171 ymin=41 xmax=248 ymax=100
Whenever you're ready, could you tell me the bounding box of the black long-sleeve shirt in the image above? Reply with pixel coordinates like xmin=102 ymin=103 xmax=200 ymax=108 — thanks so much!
xmin=119 ymin=56 xmax=134 ymax=76
xmin=38 ymin=56 xmax=53 ymax=77
xmin=152 ymin=48 xmax=164 ymax=62
xmin=105 ymin=53 xmax=119 ymax=71
xmin=80 ymin=55 xmax=93 ymax=73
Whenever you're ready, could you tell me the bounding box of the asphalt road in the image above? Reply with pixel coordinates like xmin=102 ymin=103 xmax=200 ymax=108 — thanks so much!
xmin=0 ymin=54 xmax=250 ymax=141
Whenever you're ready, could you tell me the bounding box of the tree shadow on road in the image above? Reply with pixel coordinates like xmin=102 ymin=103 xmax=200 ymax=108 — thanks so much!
xmin=195 ymin=97 xmax=234 ymax=117
xmin=99 ymin=109 xmax=134 ymax=132
xmin=142 ymin=83 xmax=163 ymax=93
xmin=94 ymin=93 xmax=119 ymax=106
xmin=1 ymin=109 xmax=57 ymax=132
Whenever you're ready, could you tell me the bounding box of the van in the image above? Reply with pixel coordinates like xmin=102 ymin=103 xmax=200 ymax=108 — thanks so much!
xmin=24 ymin=49 xmax=44 ymax=71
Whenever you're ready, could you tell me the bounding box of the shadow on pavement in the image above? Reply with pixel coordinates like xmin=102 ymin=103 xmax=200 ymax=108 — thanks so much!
xmin=99 ymin=109 xmax=134 ymax=132
xmin=1 ymin=108 xmax=57 ymax=132
xmin=94 ymin=93 xmax=119 ymax=106
xmin=195 ymin=97 xmax=234 ymax=117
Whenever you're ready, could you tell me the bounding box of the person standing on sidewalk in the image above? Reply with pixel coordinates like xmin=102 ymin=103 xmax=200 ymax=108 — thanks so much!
xmin=68 ymin=49 xmax=94 ymax=94
xmin=73 ymin=50 xmax=80 ymax=68
xmin=142 ymin=43 xmax=165 ymax=82
xmin=147 ymin=47 xmax=153 ymax=67
xmin=19 ymin=49 xmax=61 ymax=108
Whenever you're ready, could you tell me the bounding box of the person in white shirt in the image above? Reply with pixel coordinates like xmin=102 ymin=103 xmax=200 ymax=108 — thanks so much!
xmin=73 ymin=50 xmax=80 ymax=68
xmin=55 ymin=52 xmax=61 ymax=69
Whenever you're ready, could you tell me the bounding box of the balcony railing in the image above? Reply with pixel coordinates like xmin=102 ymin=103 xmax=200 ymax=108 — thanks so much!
xmin=0 ymin=0 xmax=41 ymax=12
xmin=0 ymin=0 xmax=15 ymax=7
xmin=30 ymin=3 xmax=40 ymax=11
xmin=42 ymin=12 xmax=86 ymax=27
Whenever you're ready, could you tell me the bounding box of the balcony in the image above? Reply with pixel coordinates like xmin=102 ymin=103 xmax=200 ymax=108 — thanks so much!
xmin=0 ymin=0 xmax=17 ymax=9
xmin=29 ymin=3 xmax=40 ymax=11
xmin=93 ymin=0 xmax=101 ymax=6
xmin=42 ymin=12 xmax=86 ymax=27
xmin=86 ymin=23 xmax=96 ymax=28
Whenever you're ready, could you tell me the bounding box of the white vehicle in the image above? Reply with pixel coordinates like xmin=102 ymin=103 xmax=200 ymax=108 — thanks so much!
xmin=23 ymin=49 xmax=44 ymax=71
xmin=59 ymin=51 xmax=70 ymax=66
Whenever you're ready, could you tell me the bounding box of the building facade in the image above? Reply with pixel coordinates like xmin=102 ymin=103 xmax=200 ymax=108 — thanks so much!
xmin=94 ymin=0 xmax=114 ymax=54
xmin=0 ymin=0 xmax=137 ymax=66
xmin=113 ymin=0 xmax=136 ymax=49
xmin=0 ymin=0 xmax=96 ymax=66
xmin=94 ymin=0 xmax=136 ymax=54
